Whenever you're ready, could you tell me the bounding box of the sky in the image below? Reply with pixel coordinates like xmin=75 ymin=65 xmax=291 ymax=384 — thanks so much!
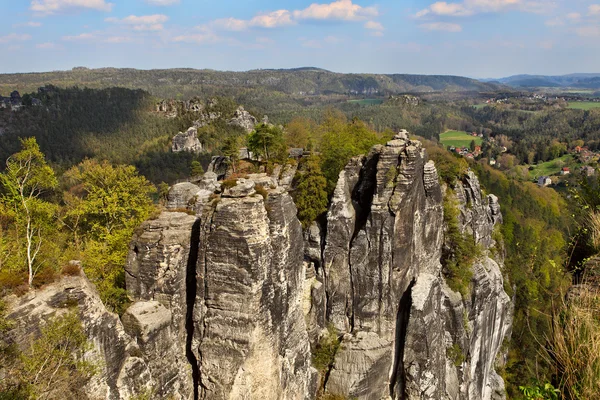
xmin=0 ymin=0 xmax=599 ymax=77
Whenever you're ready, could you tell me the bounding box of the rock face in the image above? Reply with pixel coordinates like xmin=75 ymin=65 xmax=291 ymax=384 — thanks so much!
xmin=227 ymin=106 xmax=257 ymax=133
xmin=172 ymin=127 xmax=203 ymax=153
xmin=4 ymin=274 xmax=156 ymax=400
xmin=3 ymin=131 xmax=512 ymax=400
xmin=317 ymin=133 xmax=512 ymax=400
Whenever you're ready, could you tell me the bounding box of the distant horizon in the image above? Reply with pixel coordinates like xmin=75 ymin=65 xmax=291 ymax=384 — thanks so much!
xmin=2 ymin=1 xmax=600 ymax=77
xmin=1 ymin=65 xmax=600 ymax=82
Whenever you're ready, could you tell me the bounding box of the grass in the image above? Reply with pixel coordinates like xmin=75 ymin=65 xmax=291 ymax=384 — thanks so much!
xmin=347 ymin=98 xmax=384 ymax=106
xmin=528 ymin=154 xmax=578 ymax=179
xmin=473 ymin=103 xmax=489 ymax=109
xmin=567 ymin=101 xmax=600 ymax=110
xmin=439 ymin=130 xmax=482 ymax=148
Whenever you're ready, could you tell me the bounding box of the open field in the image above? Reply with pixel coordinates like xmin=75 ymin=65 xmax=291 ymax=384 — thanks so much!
xmin=440 ymin=130 xmax=482 ymax=148
xmin=567 ymin=102 xmax=600 ymax=110
xmin=528 ymin=154 xmax=578 ymax=179
xmin=473 ymin=103 xmax=489 ymax=109
xmin=347 ymin=98 xmax=384 ymax=106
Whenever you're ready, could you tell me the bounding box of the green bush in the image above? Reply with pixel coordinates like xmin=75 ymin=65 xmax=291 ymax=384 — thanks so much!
xmin=312 ymin=324 xmax=341 ymax=373
xmin=221 ymin=178 xmax=237 ymax=190
xmin=442 ymin=191 xmax=481 ymax=296
xmin=446 ymin=343 xmax=465 ymax=367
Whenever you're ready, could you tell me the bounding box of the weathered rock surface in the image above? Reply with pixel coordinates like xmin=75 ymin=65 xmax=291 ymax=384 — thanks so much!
xmin=3 ymin=130 xmax=512 ymax=400
xmin=227 ymin=106 xmax=257 ymax=133
xmin=318 ymin=133 xmax=512 ymax=400
xmin=4 ymin=274 xmax=155 ymax=400
xmin=172 ymin=127 xmax=203 ymax=153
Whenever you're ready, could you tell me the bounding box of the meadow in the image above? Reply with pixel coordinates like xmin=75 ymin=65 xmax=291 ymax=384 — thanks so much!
xmin=439 ymin=130 xmax=482 ymax=148
xmin=347 ymin=98 xmax=384 ymax=106
xmin=567 ymin=101 xmax=600 ymax=110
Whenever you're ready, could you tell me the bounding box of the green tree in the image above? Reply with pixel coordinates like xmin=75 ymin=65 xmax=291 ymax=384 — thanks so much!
xmin=19 ymin=311 xmax=96 ymax=399
xmin=63 ymin=160 xmax=156 ymax=312
xmin=293 ymin=156 xmax=329 ymax=227
xmin=222 ymin=136 xmax=241 ymax=171
xmin=0 ymin=138 xmax=57 ymax=287
xmin=247 ymin=123 xmax=286 ymax=162
xmin=469 ymin=139 xmax=476 ymax=152
xmin=319 ymin=115 xmax=381 ymax=193
xmin=190 ymin=161 xmax=204 ymax=177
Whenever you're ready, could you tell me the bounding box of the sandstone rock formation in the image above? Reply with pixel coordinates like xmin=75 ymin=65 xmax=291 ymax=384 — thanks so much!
xmin=4 ymin=130 xmax=512 ymax=400
xmin=227 ymin=106 xmax=258 ymax=133
xmin=172 ymin=127 xmax=203 ymax=153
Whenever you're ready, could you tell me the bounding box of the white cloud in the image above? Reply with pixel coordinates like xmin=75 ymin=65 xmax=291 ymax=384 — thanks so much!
xmin=62 ymin=32 xmax=96 ymax=41
xmin=0 ymin=34 xmax=32 ymax=43
xmin=13 ymin=21 xmax=42 ymax=28
xmin=213 ymin=10 xmax=295 ymax=30
xmin=589 ymin=4 xmax=600 ymax=15
xmin=250 ymin=10 xmax=294 ymax=28
xmin=37 ymin=42 xmax=58 ymax=49
xmin=105 ymin=14 xmax=169 ymax=31
xmin=545 ymin=17 xmax=563 ymax=26
xmin=576 ymin=25 xmax=600 ymax=36
xmin=145 ymin=0 xmax=179 ymax=5
xmin=416 ymin=0 xmax=551 ymax=18
xmin=104 ymin=36 xmax=134 ymax=43
xmin=365 ymin=20 xmax=384 ymax=30
xmin=294 ymin=0 xmax=378 ymax=21
xmin=566 ymin=12 xmax=581 ymax=20
xmin=420 ymin=22 xmax=463 ymax=32
xmin=30 ymin=0 xmax=113 ymax=15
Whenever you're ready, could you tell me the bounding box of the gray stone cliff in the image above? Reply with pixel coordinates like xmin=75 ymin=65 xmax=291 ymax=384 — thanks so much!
xmin=4 ymin=132 xmax=512 ymax=400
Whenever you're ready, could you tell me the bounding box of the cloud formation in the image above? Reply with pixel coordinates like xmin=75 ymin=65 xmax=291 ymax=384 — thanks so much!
xmin=13 ymin=21 xmax=43 ymax=28
xmin=416 ymin=0 xmax=549 ymax=18
xmin=0 ymin=34 xmax=33 ymax=43
xmin=210 ymin=0 xmax=379 ymax=32
xmin=294 ymin=0 xmax=378 ymax=21
xmin=420 ymin=22 xmax=463 ymax=32
xmin=589 ymin=4 xmax=600 ymax=15
xmin=145 ymin=0 xmax=180 ymax=5
xmin=30 ymin=0 xmax=113 ymax=15
xmin=105 ymin=14 xmax=169 ymax=31
xmin=213 ymin=10 xmax=294 ymax=30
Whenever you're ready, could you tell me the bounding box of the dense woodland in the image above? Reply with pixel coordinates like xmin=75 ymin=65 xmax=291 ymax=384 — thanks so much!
xmin=1 ymin=83 xmax=600 ymax=399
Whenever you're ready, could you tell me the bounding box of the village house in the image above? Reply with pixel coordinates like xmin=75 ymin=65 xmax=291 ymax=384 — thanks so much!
xmin=560 ymin=167 xmax=570 ymax=175
xmin=581 ymin=166 xmax=596 ymax=177
xmin=538 ymin=176 xmax=552 ymax=187
xmin=489 ymin=159 xmax=497 ymax=166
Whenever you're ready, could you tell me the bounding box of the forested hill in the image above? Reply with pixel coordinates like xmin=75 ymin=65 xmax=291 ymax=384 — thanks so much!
xmin=492 ymin=73 xmax=600 ymax=89
xmin=0 ymin=67 xmax=500 ymax=99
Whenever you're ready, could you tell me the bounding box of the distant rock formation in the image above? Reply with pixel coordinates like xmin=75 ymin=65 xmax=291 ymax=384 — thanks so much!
xmin=172 ymin=127 xmax=203 ymax=153
xmin=227 ymin=106 xmax=257 ymax=133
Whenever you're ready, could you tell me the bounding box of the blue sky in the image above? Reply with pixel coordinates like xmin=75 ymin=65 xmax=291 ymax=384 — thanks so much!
xmin=0 ymin=0 xmax=599 ymax=77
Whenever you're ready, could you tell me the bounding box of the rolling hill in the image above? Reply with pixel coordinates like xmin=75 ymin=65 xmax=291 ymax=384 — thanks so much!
xmin=0 ymin=67 xmax=500 ymax=99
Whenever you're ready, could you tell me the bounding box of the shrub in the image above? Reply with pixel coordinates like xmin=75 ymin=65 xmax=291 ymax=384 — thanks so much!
xmin=61 ymin=262 xmax=81 ymax=276
xmin=221 ymin=178 xmax=238 ymax=190
xmin=446 ymin=343 xmax=465 ymax=367
xmin=312 ymin=324 xmax=341 ymax=373
xmin=255 ymin=185 xmax=268 ymax=200
xmin=442 ymin=190 xmax=481 ymax=296
xmin=544 ymin=284 xmax=600 ymax=399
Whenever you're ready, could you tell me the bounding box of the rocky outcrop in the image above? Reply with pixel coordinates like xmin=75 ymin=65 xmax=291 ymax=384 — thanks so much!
xmin=315 ymin=132 xmax=512 ymax=400
xmin=3 ymin=130 xmax=512 ymax=400
xmin=4 ymin=274 xmax=155 ymax=400
xmin=227 ymin=106 xmax=257 ymax=133
xmin=172 ymin=127 xmax=203 ymax=153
